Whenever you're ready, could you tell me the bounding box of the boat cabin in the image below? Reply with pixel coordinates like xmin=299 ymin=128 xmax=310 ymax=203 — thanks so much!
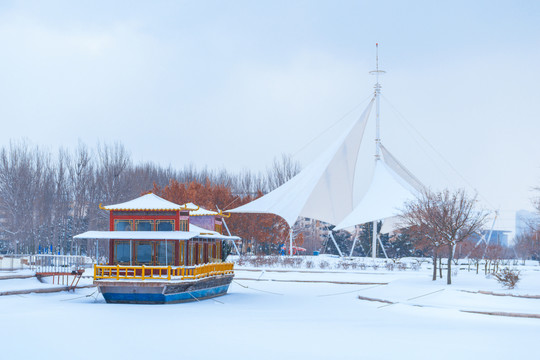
xmin=90 ymin=193 xmax=236 ymax=266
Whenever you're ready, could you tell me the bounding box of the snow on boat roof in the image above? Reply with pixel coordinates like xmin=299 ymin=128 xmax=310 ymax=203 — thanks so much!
xmin=101 ymin=193 xmax=189 ymax=211
xmin=74 ymin=231 xmax=196 ymax=240
xmin=73 ymin=228 xmax=240 ymax=241
xmin=183 ymin=202 xmax=219 ymax=216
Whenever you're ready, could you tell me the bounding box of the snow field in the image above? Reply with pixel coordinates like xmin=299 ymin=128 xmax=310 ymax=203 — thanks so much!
xmin=0 ymin=258 xmax=538 ymax=360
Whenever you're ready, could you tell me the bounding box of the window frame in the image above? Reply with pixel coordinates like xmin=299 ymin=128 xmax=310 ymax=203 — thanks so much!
xmin=114 ymin=219 xmax=133 ymax=231
xmin=156 ymin=220 xmax=175 ymax=231
xmin=135 ymin=219 xmax=154 ymax=231
xmin=114 ymin=240 xmax=131 ymax=265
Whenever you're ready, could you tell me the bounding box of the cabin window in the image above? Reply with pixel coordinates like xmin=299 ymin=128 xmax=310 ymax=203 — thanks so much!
xmin=135 ymin=220 xmax=154 ymax=231
xmin=157 ymin=220 xmax=174 ymax=231
xmin=136 ymin=242 xmax=153 ymax=264
xmin=157 ymin=241 xmax=175 ymax=265
xmin=179 ymin=241 xmax=185 ymax=265
xmin=179 ymin=219 xmax=189 ymax=232
xmin=115 ymin=241 xmax=130 ymax=264
xmin=115 ymin=220 xmax=133 ymax=231
xmin=189 ymin=242 xmax=195 ymax=266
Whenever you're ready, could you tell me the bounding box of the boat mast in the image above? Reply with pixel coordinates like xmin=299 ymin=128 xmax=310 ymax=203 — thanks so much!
xmin=369 ymin=43 xmax=385 ymax=258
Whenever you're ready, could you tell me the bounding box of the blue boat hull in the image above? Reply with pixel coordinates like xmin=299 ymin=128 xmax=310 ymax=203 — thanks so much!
xmin=96 ymin=274 xmax=234 ymax=304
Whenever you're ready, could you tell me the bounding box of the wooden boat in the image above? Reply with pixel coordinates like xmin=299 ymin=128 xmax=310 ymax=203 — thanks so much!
xmin=74 ymin=193 xmax=238 ymax=304
xmin=93 ymin=263 xmax=234 ymax=304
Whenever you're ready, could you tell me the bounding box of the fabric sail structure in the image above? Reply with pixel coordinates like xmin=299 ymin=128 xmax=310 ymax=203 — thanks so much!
xmin=334 ymin=150 xmax=422 ymax=231
xmin=227 ymin=98 xmax=375 ymax=227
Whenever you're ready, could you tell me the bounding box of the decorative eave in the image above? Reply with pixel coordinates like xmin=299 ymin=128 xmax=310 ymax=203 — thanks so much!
xmin=182 ymin=202 xmax=230 ymax=218
xmin=189 ymin=210 xmax=230 ymax=218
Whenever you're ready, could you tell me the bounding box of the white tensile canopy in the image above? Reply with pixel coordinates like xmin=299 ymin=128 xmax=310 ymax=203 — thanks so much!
xmin=335 ymin=145 xmax=424 ymax=231
xmin=334 ymin=161 xmax=412 ymax=230
xmin=228 ymin=48 xmax=425 ymax=257
xmin=227 ymin=99 xmax=374 ymax=227
xmin=226 ymin=98 xmax=423 ymax=257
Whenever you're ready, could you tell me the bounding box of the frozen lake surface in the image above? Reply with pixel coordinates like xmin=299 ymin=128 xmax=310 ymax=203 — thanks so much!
xmin=0 ymin=259 xmax=538 ymax=359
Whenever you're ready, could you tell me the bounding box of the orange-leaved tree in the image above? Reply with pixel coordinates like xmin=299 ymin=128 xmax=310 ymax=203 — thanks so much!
xmin=149 ymin=180 xmax=289 ymax=254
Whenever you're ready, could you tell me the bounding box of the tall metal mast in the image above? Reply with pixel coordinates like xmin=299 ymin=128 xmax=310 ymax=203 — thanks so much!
xmin=369 ymin=43 xmax=385 ymax=258
xmin=369 ymin=43 xmax=385 ymax=160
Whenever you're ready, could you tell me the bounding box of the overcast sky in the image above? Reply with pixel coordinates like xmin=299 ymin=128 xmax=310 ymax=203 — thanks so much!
xmin=1 ymin=1 xmax=539 ymax=233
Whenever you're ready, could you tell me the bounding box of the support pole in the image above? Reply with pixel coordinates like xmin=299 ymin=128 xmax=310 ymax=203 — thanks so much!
xmin=289 ymin=228 xmax=293 ymax=256
xmin=372 ymin=220 xmax=377 ymax=259
xmin=349 ymin=229 xmax=358 ymax=257
xmin=329 ymin=231 xmax=344 ymax=257
xmin=218 ymin=206 xmax=241 ymax=256
xmin=222 ymin=218 xmax=241 ymax=256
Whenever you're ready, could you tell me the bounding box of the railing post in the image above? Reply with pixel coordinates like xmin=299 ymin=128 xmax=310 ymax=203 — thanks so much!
xmin=93 ymin=263 xmax=97 ymax=280
xmin=141 ymin=265 xmax=145 ymax=280
xmin=116 ymin=265 xmax=120 ymax=280
xmin=168 ymin=266 xmax=171 ymax=280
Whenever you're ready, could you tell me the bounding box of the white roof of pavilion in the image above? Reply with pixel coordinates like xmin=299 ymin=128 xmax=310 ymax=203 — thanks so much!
xmin=227 ymin=99 xmax=375 ymax=227
xmin=101 ymin=193 xmax=187 ymax=211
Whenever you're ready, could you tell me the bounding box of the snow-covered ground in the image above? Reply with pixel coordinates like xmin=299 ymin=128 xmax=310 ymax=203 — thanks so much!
xmin=0 ymin=257 xmax=538 ymax=359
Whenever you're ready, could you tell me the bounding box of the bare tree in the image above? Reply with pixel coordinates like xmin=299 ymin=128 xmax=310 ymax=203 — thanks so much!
xmin=400 ymin=189 xmax=488 ymax=284
xmin=514 ymin=230 xmax=540 ymax=261
xmin=96 ymin=142 xmax=133 ymax=203
xmin=266 ymin=153 xmax=301 ymax=191
xmin=0 ymin=139 xmax=305 ymax=256
xmin=0 ymin=141 xmax=45 ymax=253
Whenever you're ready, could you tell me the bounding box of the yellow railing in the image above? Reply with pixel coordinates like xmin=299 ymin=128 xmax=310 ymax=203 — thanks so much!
xmin=94 ymin=262 xmax=234 ymax=281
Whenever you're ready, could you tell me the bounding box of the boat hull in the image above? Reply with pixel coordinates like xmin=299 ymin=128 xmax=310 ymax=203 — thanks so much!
xmin=95 ymin=274 xmax=234 ymax=304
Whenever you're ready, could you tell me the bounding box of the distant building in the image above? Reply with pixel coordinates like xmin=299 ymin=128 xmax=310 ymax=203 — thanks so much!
xmin=470 ymin=229 xmax=511 ymax=247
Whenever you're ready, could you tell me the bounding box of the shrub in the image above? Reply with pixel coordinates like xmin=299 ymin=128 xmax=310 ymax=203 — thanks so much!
xmin=292 ymin=257 xmax=304 ymax=268
xmin=339 ymin=260 xmax=351 ymax=270
xmin=385 ymin=262 xmax=395 ymax=271
xmin=236 ymin=256 xmax=247 ymax=266
xmin=319 ymin=260 xmax=329 ymax=269
xmin=358 ymin=262 xmax=367 ymax=270
xmin=396 ymin=262 xmax=407 ymax=271
xmin=305 ymin=260 xmax=314 ymax=269
xmin=371 ymin=263 xmax=379 ymax=271
xmin=281 ymin=257 xmax=294 ymax=268
xmin=492 ymin=268 xmax=521 ymax=289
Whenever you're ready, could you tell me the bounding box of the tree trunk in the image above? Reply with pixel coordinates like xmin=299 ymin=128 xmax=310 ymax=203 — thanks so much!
xmin=447 ymin=244 xmax=454 ymax=285
xmin=439 ymin=257 xmax=443 ymax=278
xmin=432 ymin=252 xmax=437 ymax=281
